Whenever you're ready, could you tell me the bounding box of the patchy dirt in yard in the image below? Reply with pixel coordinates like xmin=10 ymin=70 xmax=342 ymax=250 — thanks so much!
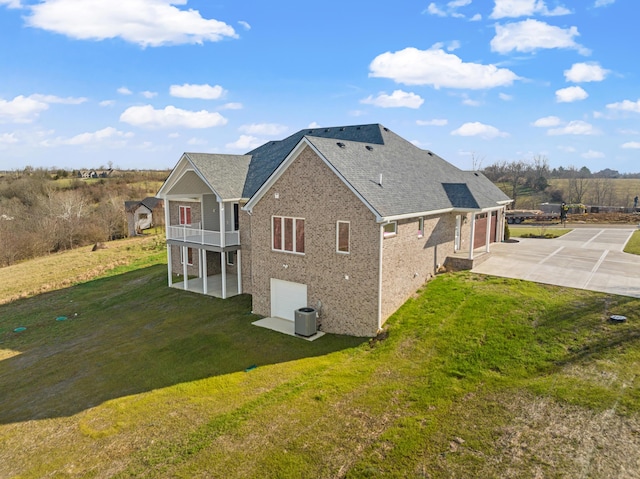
xmin=438 ymin=391 xmax=640 ymax=479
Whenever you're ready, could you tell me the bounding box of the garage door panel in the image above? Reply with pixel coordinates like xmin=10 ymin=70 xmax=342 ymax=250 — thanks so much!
xmin=270 ymin=279 xmax=307 ymax=321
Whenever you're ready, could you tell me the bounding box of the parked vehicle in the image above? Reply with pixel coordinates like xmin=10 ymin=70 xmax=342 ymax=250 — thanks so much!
xmin=506 ymin=209 xmax=560 ymax=224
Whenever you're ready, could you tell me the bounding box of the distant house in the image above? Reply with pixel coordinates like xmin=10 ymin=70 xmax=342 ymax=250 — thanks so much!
xmin=157 ymin=124 xmax=511 ymax=337
xmin=125 ymin=197 xmax=164 ymax=236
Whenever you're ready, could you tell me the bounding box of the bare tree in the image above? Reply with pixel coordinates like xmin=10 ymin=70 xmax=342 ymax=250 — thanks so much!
xmin=567 ymin=166 xmax=590 ymax=204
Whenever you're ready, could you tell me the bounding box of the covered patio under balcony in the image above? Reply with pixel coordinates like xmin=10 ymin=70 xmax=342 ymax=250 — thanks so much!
xmin=167 ymin=245 xmax=242 ymax=299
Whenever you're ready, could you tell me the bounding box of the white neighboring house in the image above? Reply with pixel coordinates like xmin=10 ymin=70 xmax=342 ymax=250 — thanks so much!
xmin=125 ymin=197 xmax=164 ymax=236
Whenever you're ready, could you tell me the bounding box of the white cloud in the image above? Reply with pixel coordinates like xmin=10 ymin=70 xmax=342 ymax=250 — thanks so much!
xmin=369 ymin=47 xmax=519 ymax=89
xmin=606 ymin=99 xmax=640 ymax=113
xmin=307 ymin=122 xmax=322 ymax=128
xmin=0 ymin=95 xmax=49 ymax=123
xmin=533 ymin=116 xmax=562 ymax=127
xmin=491 ymin=19 xmax=589 ymax=55
xmin=170 ymin=83 xmax=226 ymax=100
xmin=462 ymin=97 xmax=482 ymax=106
xmin=417 ymin=119 xmax=448 ymax=126
xmin=556 ymin=86 xmax=588 ymax=103
xmin=547 ymin=120 xmax=599 ymax=135
xmin=50 ymin=126 xmax=134 ymax=146
xmin=564 ymin=62 xmax=609 ymax=83
xmin=226 ymin=134 xmax=262 ymax=151
xmin=120 ymin=105 xmax=228 ymax=129
xmin=220 ymin=102 xmax=243 ymax=110
xmin=361 ymin=90 xmax=424 ymax=109
xmin=595 ymin=0 xmax=615 ymax=7
xmin=0 ymin=0 xmax=21 ymax=8
xmin=186 ymin=137 xmax=207 ymax=146
xmin=118 ymin=87 xmax=133 ymax=95
xmin=470 ymin=13 xmax=482 ymax=21
xmin=582 ymin=150 xmax=604 ymax=159
xmin=30 ymin=94 xmax=87 ymax=104
xmin=26 ymin=0 xmax=237 ymax=47
xmin=491 ymin=0 xmax=571 ymax=18
xmin=499 ymin=92 xmax=513 ymax=101
xmin=0 ymin=132 xmax=18 ymax=144
xmin=424 ymin=0 xmax=474 ymax=18
xmin=558 ymin=145 xmax=576 ymax=153
xmin=239 ymin=123 xmax=288 ymax=136
xmin=238 ymin=20 xmax=251 ymax=30
xmin=425 ymin=3 xmax=447 ymax=16
xmin=99 ymin=100 xmax=115 ymax=107
xmin=622 ymin=141 xmax=640 ymax=149
xmin=141 ymin=91 xmax=157 ymax=99
xmin=451 ymin=122 xmax=508 ymax=139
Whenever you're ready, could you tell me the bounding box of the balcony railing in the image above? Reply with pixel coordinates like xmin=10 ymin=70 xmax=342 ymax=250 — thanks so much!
xmin=167 ymin=224 xmax=240 ymax=247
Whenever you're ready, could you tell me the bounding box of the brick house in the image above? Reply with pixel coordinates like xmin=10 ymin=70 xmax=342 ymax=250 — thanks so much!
xmin=157 ymin=124 xmax=511 ymax=337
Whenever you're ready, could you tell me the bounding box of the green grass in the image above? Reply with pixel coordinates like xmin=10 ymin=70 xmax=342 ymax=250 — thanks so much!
xmin=1 ymin=250 xmax=639 ymax=477
xmin=624 ymin=229 xmax=640 ymax=255
xmin=509 ymin=227 xmax=572 ymax=239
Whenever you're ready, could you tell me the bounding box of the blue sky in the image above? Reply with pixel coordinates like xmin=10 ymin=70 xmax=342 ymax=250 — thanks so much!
xmin=0 ymin=0 xmax=637 ymax=173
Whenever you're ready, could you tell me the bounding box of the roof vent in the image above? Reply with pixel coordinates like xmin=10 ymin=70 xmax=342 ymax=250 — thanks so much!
xmin=339 ymin=127 xmax=345 ymax=131
xmin=356 ymin=126 xmax=361 ymax=130
xmin=474 ymin=172 xmax=479 ymax=176
xmin=366 ymin=145 xmax=373 ymax=151
xmin=383 ymin=127 xmax=389 ymax=131
xmin=427 ymin=151 xmax=433 ymax=156
xmin=337 ymin=142 xmax=346 ymax=148
xmin=324 ymin=128 xmax=330 ymax=132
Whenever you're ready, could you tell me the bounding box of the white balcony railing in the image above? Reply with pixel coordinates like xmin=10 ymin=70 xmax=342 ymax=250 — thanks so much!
xmin=167 ymin=225 xmax=240 ymax=247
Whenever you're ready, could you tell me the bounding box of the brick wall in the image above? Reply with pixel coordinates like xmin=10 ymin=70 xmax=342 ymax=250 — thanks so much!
xmin=250 ymin=145 xmax=381 ymax=337
xmin=380 ymin=213 xmax=457 ymax=320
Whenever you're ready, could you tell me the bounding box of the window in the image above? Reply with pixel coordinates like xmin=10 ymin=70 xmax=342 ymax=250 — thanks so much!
xmin=227 ymin=251 xmax=236 ymax=265
xmin=139 ymin=213 xmax=148 ymax=220
xmin=337 ymin=221 xmax=350 ymax=253
xmin=180 ymin=247 xmax=193 ymax=265
xmin=383 ymin=222 xmax=397 ymax=238
xmin=272 ymin=216 xmax=305 ymax=254
xmin=179 ymin=206 xmax=191 ymax=226
xmin=233 ymin=203 xmax=240 ymax=231
xmin=418 ymin=217 xmax=424 ymax=238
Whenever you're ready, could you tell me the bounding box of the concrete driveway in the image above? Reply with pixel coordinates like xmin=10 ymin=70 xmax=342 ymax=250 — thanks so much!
xmin=472 ymin=227 xmax=640 ymax=298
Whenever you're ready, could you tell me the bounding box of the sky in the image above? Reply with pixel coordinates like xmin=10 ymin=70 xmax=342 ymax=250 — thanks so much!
xmin=0 ymin=0 xmax=638 ymax=173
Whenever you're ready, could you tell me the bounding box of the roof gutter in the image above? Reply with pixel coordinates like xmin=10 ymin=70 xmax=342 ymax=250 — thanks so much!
xmin=377 ymin=207 xmax=454 ymax=223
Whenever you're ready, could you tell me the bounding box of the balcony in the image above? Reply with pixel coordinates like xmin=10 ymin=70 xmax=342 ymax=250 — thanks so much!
xmin=167 ymin=223 xmax=240 ymax=247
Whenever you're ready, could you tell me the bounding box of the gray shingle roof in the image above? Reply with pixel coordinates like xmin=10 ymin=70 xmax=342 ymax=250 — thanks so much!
xmin=184 ymin=153 xmax=251 ymax=200
xmin=243 ymin=124 xmax=385 ymax=198
xmin=170 ymin=124 xmax=510 ymax=217
xmin=304 ymin=127 xmax=510 ymax=218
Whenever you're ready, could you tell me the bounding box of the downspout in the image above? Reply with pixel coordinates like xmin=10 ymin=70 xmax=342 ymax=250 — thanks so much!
xmin=377 ymin=224 xmax=384 ymax=332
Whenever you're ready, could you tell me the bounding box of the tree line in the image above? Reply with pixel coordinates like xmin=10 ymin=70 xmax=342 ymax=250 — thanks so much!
xmin=0 ymin=168 xmax=168 ymax=267
xmin=481 ymin=157 xmax=640 ymax=209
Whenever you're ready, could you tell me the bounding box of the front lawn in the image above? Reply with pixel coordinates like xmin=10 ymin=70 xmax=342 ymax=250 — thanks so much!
xmin=624 ymin=229 xmax=640 ymax=255
xmin=509 ymin=226 xmax=572 ymax=239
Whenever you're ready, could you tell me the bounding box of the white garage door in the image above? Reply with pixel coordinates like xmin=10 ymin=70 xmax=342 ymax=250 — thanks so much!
xmin=270 ymin=279 xmax=308 ymax=321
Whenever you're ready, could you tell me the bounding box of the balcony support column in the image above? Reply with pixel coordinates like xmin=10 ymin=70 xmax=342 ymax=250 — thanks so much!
xmin=202 ymin=249 xmax=208 ymax=295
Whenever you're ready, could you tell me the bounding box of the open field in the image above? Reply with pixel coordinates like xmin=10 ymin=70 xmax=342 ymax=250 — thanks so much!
xmin=1 ymin=243 xmax=639 ymax=477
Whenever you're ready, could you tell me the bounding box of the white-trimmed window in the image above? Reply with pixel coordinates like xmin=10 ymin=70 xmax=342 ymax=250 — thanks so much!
xmin=337 ymin=221 xmax=350 ymax=254
xmin=227 ymin=251 xmax=236 ymax=265
xmin=383 ymin=222 xmax=397 ymax=238
xmin=180 ymin=247 xmax=193 ymax=265
xmin=272 ymin=216 xmax=305 ymax=254
xmin=179 ymin=205 xmax=192 ymax=226
xmin=418 ymin=217 xmax=424 ymax=238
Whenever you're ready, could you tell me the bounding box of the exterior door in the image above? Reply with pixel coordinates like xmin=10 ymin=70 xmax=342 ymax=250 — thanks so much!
xmin=270 ymin=279 xmax=308 ymax=321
